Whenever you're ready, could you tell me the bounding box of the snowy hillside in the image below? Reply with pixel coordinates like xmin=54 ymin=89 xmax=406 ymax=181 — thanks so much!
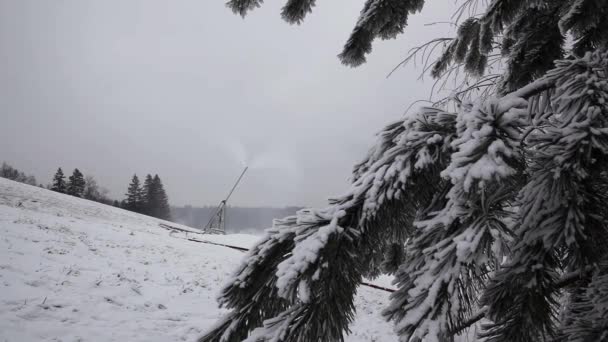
xmin=0 ymin=178 xmax=396 ymax=341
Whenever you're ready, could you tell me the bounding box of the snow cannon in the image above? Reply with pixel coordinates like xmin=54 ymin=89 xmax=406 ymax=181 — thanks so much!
xmin=203 ymin=166 xmax=248 ymax=234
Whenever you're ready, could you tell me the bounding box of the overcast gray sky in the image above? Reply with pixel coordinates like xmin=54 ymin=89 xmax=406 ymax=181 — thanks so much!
xmin=0 ymin=0 xmax=456 ymax=207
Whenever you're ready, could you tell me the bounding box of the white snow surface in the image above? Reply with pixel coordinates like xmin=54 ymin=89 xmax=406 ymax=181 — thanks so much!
xmin=0 ymin=178 xmax=396 ymax=342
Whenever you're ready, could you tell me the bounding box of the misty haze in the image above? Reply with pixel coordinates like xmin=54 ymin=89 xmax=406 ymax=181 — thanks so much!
xmin=2 ymin=1 xmax=608 ymax=342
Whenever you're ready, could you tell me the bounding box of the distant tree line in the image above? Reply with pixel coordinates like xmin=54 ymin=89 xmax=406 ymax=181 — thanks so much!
xmin=50 ymin=168 xmax=172 ymax=221
xmin=1 ymin=162 xmax=37 ymax=186
xmin=3 ymin=161 xmax=173 ymax=221
xmin=50 ymin=167 xmax=112 ymax=205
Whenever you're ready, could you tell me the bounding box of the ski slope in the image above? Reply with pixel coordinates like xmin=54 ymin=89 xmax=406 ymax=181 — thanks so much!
xmin=0 ymin=178 xmax=396 ymax=342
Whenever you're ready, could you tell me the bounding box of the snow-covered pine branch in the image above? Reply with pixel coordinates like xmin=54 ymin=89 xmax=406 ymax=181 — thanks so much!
xmin=212 ymin=1 xmax=608 ymax=341
xmin=200 ymin=107 xmax=456 ymax=341
xmin=338 ymin=0 xmax=425 ymax=66
xmin=481 ymin=49 xmax=608 ymax=342
xmin=382 ymin=88 xmax=528 ymax=341
xmin=559 ymin=257 xmax=608 ymax=340
xmin=225 ymin=0 xmax=263 ymax=17
xmin=199 ymin=218 xmax=297 ymax=342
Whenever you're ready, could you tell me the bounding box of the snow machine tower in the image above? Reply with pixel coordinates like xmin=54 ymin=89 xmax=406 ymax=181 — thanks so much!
xmin=203 ymin=166 xmax=248 ymax=234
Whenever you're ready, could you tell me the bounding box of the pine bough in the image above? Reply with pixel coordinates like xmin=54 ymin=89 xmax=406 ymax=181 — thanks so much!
xmin=199 ymin=50 xmax=608 ymax=342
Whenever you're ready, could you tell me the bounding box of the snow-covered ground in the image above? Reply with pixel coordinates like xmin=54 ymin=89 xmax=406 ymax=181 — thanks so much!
xmin=0 ymin=178 xmax=396 ymax=341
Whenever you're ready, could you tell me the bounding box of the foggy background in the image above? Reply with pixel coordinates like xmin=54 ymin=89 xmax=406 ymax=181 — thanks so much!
xmin=0 ymin=0 xmax=456 ymax=210
xmin=171 ymin=205 xmax=303 ymax=233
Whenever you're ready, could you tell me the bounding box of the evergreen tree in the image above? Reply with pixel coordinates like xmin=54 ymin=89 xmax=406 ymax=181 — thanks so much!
xmin=142 ymin=174 xmax=154 ymax=215
xmin=157 ymin=175 xmax=171 ymax=220
xmin=200 ymin=1 xmax=608 ymax=342
xmin=66 ymin=168 xmax=85 ymax=197
xmin=150 ymin=175 xmax=171 ymax=220
xmin=50 ymin=168 xmax=66 ymax=193
xmin=124 ymin=174 xmax=144 ymax=213
xmin=139 ymin=174 xmax=171 ymax=219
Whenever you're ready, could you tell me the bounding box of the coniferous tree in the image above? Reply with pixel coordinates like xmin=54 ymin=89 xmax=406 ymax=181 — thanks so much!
xmin=135 ymin=174 xmax=172 ymax=220
xmin=154 ymin=175 xmax=171 ymax=220
xmin=200 ymin=1 xmax=608 ymax=342
xmin=138 ymin=174 xmax=171 ymax=219
xmin=142 ymin=174 xmax=154 ymax=215
xmin=124 ymin=174 xmax=144 ymax=213
xmin=66 ymin=169 xmax=85 ymax=197
xmin=51 ymin=168 xmax=66 ymax=193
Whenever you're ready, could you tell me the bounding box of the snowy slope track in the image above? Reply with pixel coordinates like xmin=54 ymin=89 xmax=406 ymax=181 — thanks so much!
xmin=0 ymin=178 xmax=396 ymax=342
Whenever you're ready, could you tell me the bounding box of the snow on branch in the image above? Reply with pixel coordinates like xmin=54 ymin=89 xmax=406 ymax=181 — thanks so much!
xmin=200 ymin=106 xmax=457 ymax=341
xmin=383 ymin=95 xmax=523 ymax=341
xmin=481 ymin=49 xmax=608 ymax=341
